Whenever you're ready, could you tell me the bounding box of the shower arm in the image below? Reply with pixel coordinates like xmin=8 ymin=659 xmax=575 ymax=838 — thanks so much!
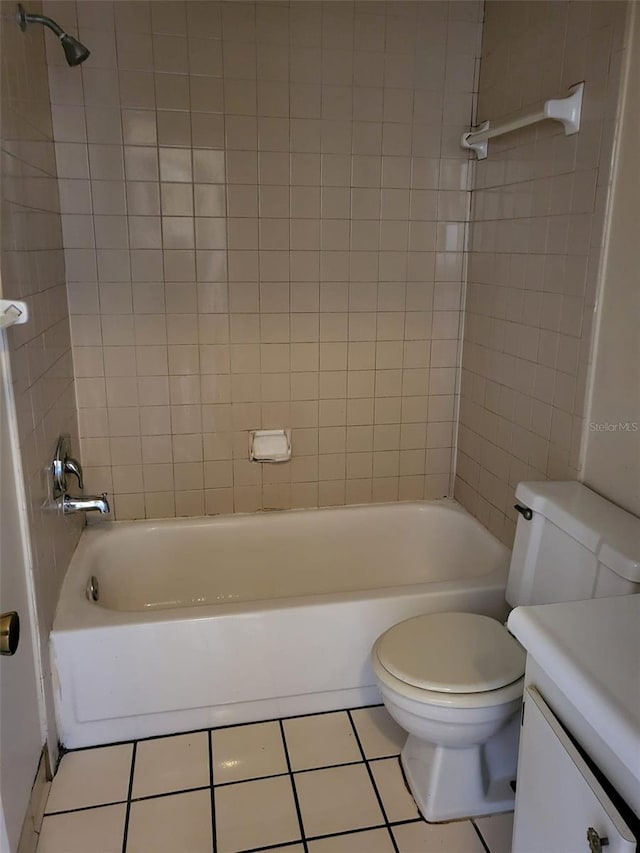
xmin=18 ymin=4 xmax=64 ymax=38
xmin=17 ymin=3 xmax=90 ymax=66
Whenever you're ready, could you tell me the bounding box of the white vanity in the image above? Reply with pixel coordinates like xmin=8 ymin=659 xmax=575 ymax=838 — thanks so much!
xmin=508 ymin=594 xmax=640 ymax=852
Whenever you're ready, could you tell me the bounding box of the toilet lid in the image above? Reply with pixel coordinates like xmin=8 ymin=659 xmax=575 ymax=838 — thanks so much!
xmin=375 ymin=612 xmax=526 ymax=694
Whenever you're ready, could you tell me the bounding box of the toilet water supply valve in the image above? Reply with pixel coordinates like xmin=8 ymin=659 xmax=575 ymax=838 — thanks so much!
xmin=587 ymin=827 xmax=609 ymax=852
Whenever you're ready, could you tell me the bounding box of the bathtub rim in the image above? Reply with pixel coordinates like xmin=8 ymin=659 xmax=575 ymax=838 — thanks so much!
xmin=53 ymin=498 xmax=511 ymax=632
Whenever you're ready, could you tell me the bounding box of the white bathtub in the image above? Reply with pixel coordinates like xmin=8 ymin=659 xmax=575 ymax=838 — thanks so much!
xmin=51 ymin=500 xmax=511 ymax=748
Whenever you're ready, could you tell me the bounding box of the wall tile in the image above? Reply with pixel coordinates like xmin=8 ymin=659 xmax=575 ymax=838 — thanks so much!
xmin=455 ymin=0 xmax=627 ymax=545
xmin=1 ymin=5 xmax=83 ymax=749
xmin=53 ymin=0 xmax=483 ymax=518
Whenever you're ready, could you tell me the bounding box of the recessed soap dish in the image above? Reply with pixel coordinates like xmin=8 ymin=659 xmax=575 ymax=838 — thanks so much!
xmin=249 ymin=429 xmax=291 ymax=463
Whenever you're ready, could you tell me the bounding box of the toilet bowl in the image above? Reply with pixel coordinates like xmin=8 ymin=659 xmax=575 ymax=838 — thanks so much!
xmin=372 ymin=611 xmax=525 ymax=822
xmin=371 ymin=481 xmax=640 ymax=822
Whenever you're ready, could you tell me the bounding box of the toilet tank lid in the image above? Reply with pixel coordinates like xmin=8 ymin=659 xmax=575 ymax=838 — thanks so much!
xmin=515 ymin=481 xmax=640 ymax=582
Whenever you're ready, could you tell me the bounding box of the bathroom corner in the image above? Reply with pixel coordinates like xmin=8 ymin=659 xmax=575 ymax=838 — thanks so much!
xmin=0 ymin=0 xmax=84 ymax=771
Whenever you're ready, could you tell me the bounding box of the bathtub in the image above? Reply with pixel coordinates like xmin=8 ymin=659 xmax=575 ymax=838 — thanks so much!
xmin=51 ymin=500 xmax=511 ymax=748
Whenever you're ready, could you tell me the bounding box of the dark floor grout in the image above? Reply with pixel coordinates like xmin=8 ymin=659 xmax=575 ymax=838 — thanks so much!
xmin=120 ymin=741 xmax=136 ymax=853
xmin=237 ymin=840 xmax=304 ymax=853
xmin=278 ymin=719 xmax=309 ymax=853
xmin=471 ymin=819 xmax=492 ymax=853
xmin=347 ymin=708 xmax=401 ymax=853
xmin=236 ymin=819 xmax=432 ymax=853
xmin=44 ymin=759 xmax=400 ymax=817
xmin=208 ymin=730 xmax=217 ymax=853
xmin=45 ymin=800 xmax=128 ymax=818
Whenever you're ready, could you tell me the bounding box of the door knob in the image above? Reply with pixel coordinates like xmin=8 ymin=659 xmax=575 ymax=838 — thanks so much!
xmin=0 ymin=611 xmax=20 ymax=655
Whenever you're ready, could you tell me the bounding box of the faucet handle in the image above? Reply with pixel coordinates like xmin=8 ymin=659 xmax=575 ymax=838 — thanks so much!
xmin=64 ymin=457 xmax=84 ymax=490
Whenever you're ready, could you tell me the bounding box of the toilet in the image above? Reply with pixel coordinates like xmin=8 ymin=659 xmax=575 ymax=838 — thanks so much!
xmin=372 ymin=481 xmax=640 ymax=822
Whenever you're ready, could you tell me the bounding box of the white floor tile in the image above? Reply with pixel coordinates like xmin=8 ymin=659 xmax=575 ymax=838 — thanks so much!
xmin=132 ymin=732 xmax=209 ymax=798
xmin=212 ymin=721 xmax=288 ymax=784
xmin=475 ymin=811 xmax=514 ymax=853
xmin=37 ymin=709 xmax=506 ymax=853
xmin=214 ymin=775 xmax=300 ymax=853
xmin=370 ymin=758 xmax=419 ymax=822
xmin=393 ymin=819 xmax=486 ymax=853
xmin=45 ymin=745 xmax=132 ymax=813
xmin=37 ymin=804 xmax=126 ymax=853
xmin=295 ymin=763 xmax=384 ymax=838
xmin=308 ymin=827 xmax=396 ymax=853
xmin=350 ymin=707 xmax=406 ymax=758
xmin=126 ymin=789 xmax=212 ymax=853
xmin=283 ymin=712 xmax=361 ymax=770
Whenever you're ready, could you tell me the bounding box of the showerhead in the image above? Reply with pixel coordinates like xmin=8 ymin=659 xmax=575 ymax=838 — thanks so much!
xmin=59 ymin=33 xmax=90 ymax=67
xmin=17 ymin=3 xmax=90 ymax=67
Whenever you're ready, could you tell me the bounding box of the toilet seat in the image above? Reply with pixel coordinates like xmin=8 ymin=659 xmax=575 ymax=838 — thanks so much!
xmin=375 ymin=612 xmax=525 ymax=695
xmin=373 ymin=649 xmax=525 ymax=711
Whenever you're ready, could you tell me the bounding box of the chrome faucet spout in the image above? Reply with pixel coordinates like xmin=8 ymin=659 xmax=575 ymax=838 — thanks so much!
xmin=63 ymin=493 xmax=110 ymax=515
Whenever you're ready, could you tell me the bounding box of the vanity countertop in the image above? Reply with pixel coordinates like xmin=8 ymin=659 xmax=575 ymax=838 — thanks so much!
xmin=507 ymin=594 xmax=640 ymax=788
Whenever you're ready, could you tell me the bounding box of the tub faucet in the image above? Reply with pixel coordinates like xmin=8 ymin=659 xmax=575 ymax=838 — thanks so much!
xmin=63 ymin=493 xmax=110 ymax=515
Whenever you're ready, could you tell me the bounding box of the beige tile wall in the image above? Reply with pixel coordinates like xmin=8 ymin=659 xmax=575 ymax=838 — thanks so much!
xmin=455 ymin=0 xmax=628 ymax=545
xmin=45 ymin=0 xmax=483 ymax=519
xmin=1 ymin=1 xmax=83 ymax=742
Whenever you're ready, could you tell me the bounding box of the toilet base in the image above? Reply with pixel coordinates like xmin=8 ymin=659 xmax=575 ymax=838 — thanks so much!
xmin=400 ymin=713 xmax=520 ymax=822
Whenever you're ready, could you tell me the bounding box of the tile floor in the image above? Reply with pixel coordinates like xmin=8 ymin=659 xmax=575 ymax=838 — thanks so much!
xmin=36 ymin=706 xmax=514 ymax=853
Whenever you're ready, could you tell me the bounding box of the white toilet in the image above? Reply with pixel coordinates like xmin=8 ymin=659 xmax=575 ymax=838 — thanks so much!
xmin=372 ymin=481 xmax=640 ymax=822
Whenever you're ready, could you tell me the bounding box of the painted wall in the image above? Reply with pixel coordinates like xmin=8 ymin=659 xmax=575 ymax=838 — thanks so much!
xmin=44 ymin=0 xmax=483 ymax=519
xmin=0 ymin=1 xmax=82 ymax=750
xmin=583 ymin=3 xmax=640 ymax=516
xmin=455 ymin=0 xmax=628 ymax=545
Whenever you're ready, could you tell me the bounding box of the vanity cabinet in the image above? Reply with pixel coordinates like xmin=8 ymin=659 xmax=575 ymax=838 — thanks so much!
xmin=512 ymin=687 xmax=637 ymax=853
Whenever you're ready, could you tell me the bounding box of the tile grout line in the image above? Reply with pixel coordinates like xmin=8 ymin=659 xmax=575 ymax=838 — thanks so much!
xmin=388 ymin=818 xmax=424 ymax=829
xmin=305 ymin=823 xmax=390 ymax=843
xmin=45 ymin=784 xmax=214 ymax=816
xmin=61 ymin=703 xmax=386 ymax=754
xmin=471 ymin=819 xmax=492 ymax=853
xmin=129 ymin=784 xmax=210 ymax=803
xmin=278 ymin=719 xmax=309 ymax=853
xmin=394 ymin=750 xmax=417 ymax=816
xmin=43 ymin=794 xmax=426 ymax=828
xmin=44 ymin=755 xmax=409 ymax=819
xmin=346 ymin=709 xmax=401 ymax=853
xmin=41 ymin=704 xmax=503 ymax=852
xmin=46 ymin=800 xmax=128 ymax=818
xmin=208 ymin=730 xmax=217 ymax=853
xmin=211 ymin=770 xmax=290 ymax=787
xmin=233 ymin=840 xmax=305 ymax=853
xmin=289 ymin=757 xmax=364 ymax=777
xmin=238 ymin=819 xmax=430 ymax=853
xmin=46 ymin=707 xmax=434 ymax=851
xmin=120 ymin=741 xmax=137 ymax=853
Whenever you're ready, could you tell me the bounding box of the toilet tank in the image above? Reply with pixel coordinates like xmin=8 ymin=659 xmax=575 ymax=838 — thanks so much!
xmin=506 ymin=481 xmax=640 ymax=607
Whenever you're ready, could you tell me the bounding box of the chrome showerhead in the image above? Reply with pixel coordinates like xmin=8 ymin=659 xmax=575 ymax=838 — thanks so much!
xmin=17 ymin=3 xmax=90 ymax=67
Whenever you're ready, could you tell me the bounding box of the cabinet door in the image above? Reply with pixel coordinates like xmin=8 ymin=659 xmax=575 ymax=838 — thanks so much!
xmin=513 ymin=688 xmax=637 ymax=853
